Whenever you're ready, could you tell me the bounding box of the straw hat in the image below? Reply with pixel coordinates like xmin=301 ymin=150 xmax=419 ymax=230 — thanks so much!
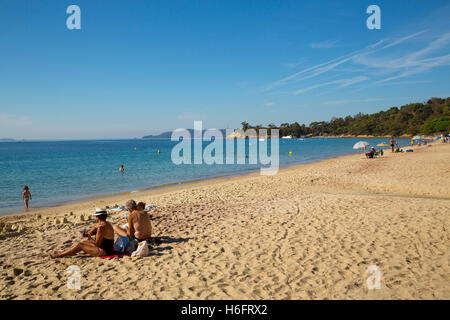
xmin=92 ymin=208 xmax=107 ymax=216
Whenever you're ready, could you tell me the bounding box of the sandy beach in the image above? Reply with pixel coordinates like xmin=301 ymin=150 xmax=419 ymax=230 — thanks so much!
xmin=0 ymin=142 xmax=449 ymax=300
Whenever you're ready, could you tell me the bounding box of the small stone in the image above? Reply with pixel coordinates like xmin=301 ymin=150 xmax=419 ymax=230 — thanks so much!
xmin=62 ymin=217 xmax=68 ymax=223
xmin=69 ymin=212 xmax=74 ymax=216
xmin=24 ymin=270 xmax=32 ymax=276
xmin=55 ymin=219 xmax=61 ymax=225
xmin=80 ymin=215 xmax=85 ymax=221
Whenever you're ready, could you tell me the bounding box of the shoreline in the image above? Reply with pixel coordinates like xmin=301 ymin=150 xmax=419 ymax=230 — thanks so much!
xmin=0 ymin=148 xmax=361 ymax=218
xmin=0 ymin=140 xmax=438 ymax=222
xmin=0 ymin=151 xmax=353 ymax=220
xmin=1 ymin=137 xmax=419 ymax=217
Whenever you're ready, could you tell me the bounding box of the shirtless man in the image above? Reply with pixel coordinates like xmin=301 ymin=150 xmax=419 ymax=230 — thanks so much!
xmin=114 ymin=199 xmax=152 ymax=241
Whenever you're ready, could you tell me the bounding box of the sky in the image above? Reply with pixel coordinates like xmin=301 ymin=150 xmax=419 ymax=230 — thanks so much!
xmin=0 ymin=0 xmax=449 ymax=139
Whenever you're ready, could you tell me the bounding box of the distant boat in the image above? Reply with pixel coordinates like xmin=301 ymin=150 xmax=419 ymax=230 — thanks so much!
xmin=259 ymin=138 xmax=265 ymax=142
xmin=281 ymin=135 xmax=292 ymax=139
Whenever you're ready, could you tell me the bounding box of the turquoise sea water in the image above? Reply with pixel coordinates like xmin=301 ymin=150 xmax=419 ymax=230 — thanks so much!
xmin=0 ymin=138 xmax=411 ymax=215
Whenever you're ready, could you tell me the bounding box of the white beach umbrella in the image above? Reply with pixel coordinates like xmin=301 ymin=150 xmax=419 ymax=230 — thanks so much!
xmin=353 ymin=141 xmax=370 ymax=149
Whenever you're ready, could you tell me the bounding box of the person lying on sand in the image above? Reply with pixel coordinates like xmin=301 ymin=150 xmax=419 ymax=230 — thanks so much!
xmin=50 ymin=208 xmax=115 ymax=258
xmin=113 ymin=200 xmax=152 ymax=242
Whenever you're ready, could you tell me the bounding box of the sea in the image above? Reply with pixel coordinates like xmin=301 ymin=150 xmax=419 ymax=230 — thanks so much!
xmin=0 ymin=137 xmax=411 ymax=215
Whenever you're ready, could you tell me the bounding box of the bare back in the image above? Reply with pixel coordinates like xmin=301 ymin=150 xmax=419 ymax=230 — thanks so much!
xmin=128 ymin=210 xmax=152 ymax=240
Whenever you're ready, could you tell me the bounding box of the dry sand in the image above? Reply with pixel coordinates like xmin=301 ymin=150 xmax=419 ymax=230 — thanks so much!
xmin=0 ymin=142 xmax=449 ymax=300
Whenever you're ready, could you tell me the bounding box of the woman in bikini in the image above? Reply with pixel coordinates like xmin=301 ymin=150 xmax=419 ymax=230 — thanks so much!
xmin=50 ymin=208 xmax=115 ymax=258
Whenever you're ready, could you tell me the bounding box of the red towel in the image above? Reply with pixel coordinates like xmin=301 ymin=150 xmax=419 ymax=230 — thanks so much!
xmin=100 ymin=251 xmax=130 ymax=259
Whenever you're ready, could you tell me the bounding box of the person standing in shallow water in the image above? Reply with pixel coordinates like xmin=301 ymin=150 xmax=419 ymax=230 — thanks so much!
xmin=119 ymin=164 xmax=124 ymax=172
xmin=390 ymin=137 xmax=395 ymax=153
xmin=22 ymin=186 xmax=32 ymax=209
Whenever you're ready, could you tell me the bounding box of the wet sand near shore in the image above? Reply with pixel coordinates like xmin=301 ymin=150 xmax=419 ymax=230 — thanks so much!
xmin=0 ymin=142 xmax=449 ymax=299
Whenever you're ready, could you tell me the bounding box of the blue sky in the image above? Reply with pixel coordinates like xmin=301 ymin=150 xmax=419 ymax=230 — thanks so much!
xmin=0 ymin=0 xmax=449 ymax=139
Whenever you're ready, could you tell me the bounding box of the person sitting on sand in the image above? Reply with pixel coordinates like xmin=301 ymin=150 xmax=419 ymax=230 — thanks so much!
xmin=50 ymin=208 xmax=115 ymax=258
xmin=136 ymin=201 xmax=146 ymax=211
xmin=365 ymin=147 xmax=376 ymax=159
xmin=114 ymin=200 xmax=152 ymax=242
xmin=22 ymin=186 xmax=32 ymax=209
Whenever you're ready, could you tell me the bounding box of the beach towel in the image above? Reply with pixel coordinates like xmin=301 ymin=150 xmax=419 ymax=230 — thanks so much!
xmin=100 ymin=251 xmax=130 ymax=259
xmin=107 ymin=206 xmax=126 ymax=213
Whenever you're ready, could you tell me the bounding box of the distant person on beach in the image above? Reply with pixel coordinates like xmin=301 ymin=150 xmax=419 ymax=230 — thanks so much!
xmin=50 ymin=208 xmax=115 ymax=258
xmin=390 ymin=138 xmax=395 ymax=152
xmin=22 ymin=186 xmax=32 ymax=209
xmin=365 ymin=147 xmax=376 ymax=159
xmin=119 ymin=164 xmax=124 ymax=172
xmin=114 ymin=200 xmax=152 ymax=242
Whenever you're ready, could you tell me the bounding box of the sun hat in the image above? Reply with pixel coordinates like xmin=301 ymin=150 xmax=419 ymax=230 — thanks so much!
xmin=92 ymin=208 xmax=107 ymax=216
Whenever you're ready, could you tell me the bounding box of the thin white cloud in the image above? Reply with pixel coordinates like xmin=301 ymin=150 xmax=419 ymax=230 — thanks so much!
xmin=294 ymin=76 xmax=369 ymax=95
xmin=381 ymin=30 xmax=426 ymax=49
xmin=375 ymin=54 xmax=450 ymax=84
xmin=265 ymin=29 xmax=449 ymax=95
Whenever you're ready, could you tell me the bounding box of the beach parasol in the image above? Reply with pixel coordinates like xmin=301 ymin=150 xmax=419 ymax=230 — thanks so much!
xmin=377 ymin=142 xmax=390 ymax=147
xmin=353 ymin=141 xmax=370 ymax=149
xmin=435 ymin=136 xmax=442 ymax=140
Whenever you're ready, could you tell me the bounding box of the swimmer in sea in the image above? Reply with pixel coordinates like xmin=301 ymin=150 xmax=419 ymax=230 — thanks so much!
xmin=119 ymin=164 xmax=124 ymax=172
